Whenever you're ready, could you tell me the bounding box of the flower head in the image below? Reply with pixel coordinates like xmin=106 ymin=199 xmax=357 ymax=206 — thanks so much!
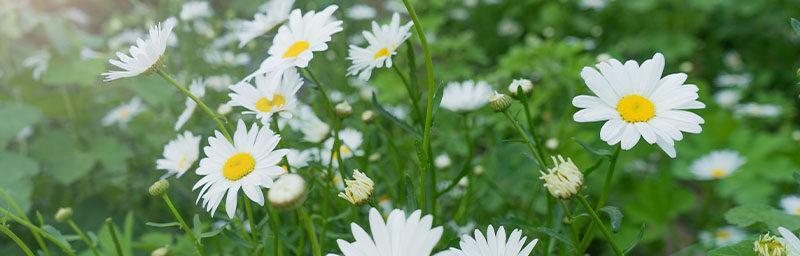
xmin=441 ymin=225 xmax=538 ymax=256
xmin=754 ymin=232 xmax=786 ymax=256
xmin=157 ymin=131 xmax=201 ymax=178
xmin=441 ymin=80 xmax=493 ymax=113
xmin=689 ymin=150 xmax=745 ymax=180
xmin=231 ymin=0 xmax=294 ymax=47
xmin=149 ymin=180 xmax=170 ymax=197
xmin=347 ymin=13 xmax=413 ymax=80
xmin=102 ymin=19 xmax=175 ymax=81
xmin=508 ymin=79 xmax=533 ymax=97
xmin=777 ymin=227 xmax=800 ymax=255
xmin=193 ymin=120 xmax=288 ymax=218
xmin=229 ymin=69 xmax=303 ymax=124
xmin=572 ymin=53 xmax=705 ymax=158
xmin=180 ymin=1 xmax=212 ymax=21
xmin=268 ymin=173 xmax=307 ymax=210
xmin=338 ymin=170 xmax=374 ymax=205
xmin=55 ymin=208 xmax=73 ymax=222
xmin=781 ymin=196 xmax=800 ymax=216
xmin=328 ymin=208 xmax=443 ymax=256
xmin=700 ymin=226 xmax=746 ymax=247
xmin=540 ymin=156 xmax=583 ymax=199
xmin=175 ymin=79 xmax=206 ymax=131
xmin=102 ymin=97 xmax=145 ymax=127
xmin=322 ymin=128 xmax=364 ymax=165
xmin=488 ymin=92 xmax=512 ymax=112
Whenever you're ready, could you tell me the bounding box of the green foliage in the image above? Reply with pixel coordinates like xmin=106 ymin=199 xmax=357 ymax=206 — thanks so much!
xmin=725 ymin=205 xmax=800 ymax=231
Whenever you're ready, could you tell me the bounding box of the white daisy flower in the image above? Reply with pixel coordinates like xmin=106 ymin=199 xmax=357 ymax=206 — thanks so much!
xmin=286 ymin=148 xmax=313 ymax=168
xmin=102 ymin=19 xmax=176 ymax=81
xmin=733 ymin=103 xmax=782 ymax=118
xmin=193 ymin=120 xmax=289 ymax=218
xmin=699 ymin=226 xmax=746 ymax=247
xmin=347 ymin=13 xmax=413 ymax=81
xmin=713 ymin=89 xmax=741 ymax=109
xmin=714 ymin=73 xmax=752 ymax=88
xmin=447 ymin=221 xmax=477 ymax=237
xmin=497 ymin=18 xmax=522 ymax=37
xmin=206 ymin=74 xmax=233 ymax=92
xmin=203 ymin=49 xmax=251 ymax=66
xmin=175 ymin=79 xmax=206 ymax=131
xmin=440 ymin=225 xmax=538 ymax=256
xmin=781 ymin=196 xmax=800 ymax=216
xmin=327 ymin=207 xmax=443 ymax=256
xmin=22 ymin=50 xmax=50 ymax=81
xmin=180 ymin=1 xmax=212 ymax=21
xmin=229 ymin=69 xmax=303 ymax=124
xmin=338 ymin=170 xmax=374 ymax=205
xmin=440 ymin=80 xmax=493 ymax=113
xmin=434 ymin=153 xmax=452 ymax=169
xmin=346 ymin=4 xmax=376 ymax=20
xmin=231 ymin=0 xmax=294 ymax=47
xmin=572 ymin=53 xmax=705 ymax=158
xmin=778 ymin=227 xmax=800 ymax=255
xmin=689 ymin=150 xmax=745 ymax=180
xmin=279 ymin=104 xmax=331 ymax=143
xmin=156 ymin=131 xmax=201 ymax=178
xmin=247 ymin=5 xmax=343 ymax=80
xmin=102 ymin=97 xmax=145 ymax=127
xmin=322 ymin=128 xmax=364 ymax=165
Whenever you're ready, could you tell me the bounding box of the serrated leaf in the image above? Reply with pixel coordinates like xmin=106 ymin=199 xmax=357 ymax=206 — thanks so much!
xmin=43 ymin=225 xmax=73 ymax=251
xmin=145 ymin=222 xmax=181 ymax=228
xmin=573 ymin=138 xmax=612 ymax=157
xmin=582 ymin=158 xmax=605 ymax=177
xmin=724 ymin=205 xmax=800 ymax=230
xmin=0 ymin=152 xmax=40 ymax=213
xmin=88 ymin=136 xmax=132 ymax=173
xmin=0 ymin=103 xmax=43 ymax=147
xmin=599 ymin=206 xmax=623 ymax=233
xmin=29 ymin=129 xmax=96 ymax=185
xmin=707 ymin=239 xmax=755 ymax=256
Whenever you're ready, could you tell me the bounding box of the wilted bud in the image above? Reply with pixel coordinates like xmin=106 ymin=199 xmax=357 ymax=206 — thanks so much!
xmin=268 ymin=174 xmax=308 ymax=210
xmin=753 ymin=232 xmax=785 ymax=256
xmin=489 ymin=92 xmax=512 ymax=112
xmin=335 ymin=101 xmax=352 ymax=118
xmin=507 ymin=79 xmax=533 ymax=97
xmin=54 ymin=207 xmax=73 ymax=222
xmin=338 ymin=170 xmax=374 ymax=205
xmin=151 ymin=247 xmax=169 ymax=256
xmin=361 ymin=110 xmax=375 ymax=124
xmin=148 ymin=180 xmax=170 ymax=197
xmin=472 ymin=165 xmax=485 ymax=176
xmin=540 ymin=155 xmax=583 ymax=199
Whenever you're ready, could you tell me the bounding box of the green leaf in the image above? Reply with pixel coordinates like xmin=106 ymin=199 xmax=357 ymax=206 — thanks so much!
xmin=792 ymin=18 xmax=800 ymax=36
xmin=29 ymin=129 xmax=96 ymax=185
xmin=0 ymin=103 xmax=43 ymax=147
xmin=707 ymin=239 xmax=756 ymax=256
xmin=582 ymin=158 xmax=605 ymax=177
xmin=88 ymin=136 xmax=132 ymax=173
xmin=371 ymin=93 xmax=421 ymax=139
xmin=41 ymin=58 xmax=104 ymax=86
xmin=145 ymin=222 xmax=181 ymax=228
xmin=572 ymin=138 xmax=612 ymax=157
xmin=42 ymin=225 xmax=73 ymax=251
xmin=724 ymin=205 xmax=800 ymax=230
xmin=0 ymin=152 xmax=40 ymax=213
xmin=192 ymin=214 xmax=203 ymax=241
xmin=624 ymin=224 xmax=646 ymax=253
xmin=599 ymin=206 xmax=623 ymax=233
xmin=404 ymin=175 xmax=417 ymax=211
xmin=200 ymin=229 xmax=223 ymax=238
xmin=793 ymin=171 xmax=800 ymax=186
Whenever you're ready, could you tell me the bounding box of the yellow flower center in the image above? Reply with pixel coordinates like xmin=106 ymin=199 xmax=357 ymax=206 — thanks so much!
xmin=373 ymin=48 xmax=390 ymax=60
xmin=616 ymin=95 xmax=656 ymax=123
xmin=223 ymin=153 xmax=256 ymax=181
xmin=715 ymin=230 xmax=731 ymax=240
xmin=283 ymin=41 xmax=310 ymax=58
xmin=331 ymin=145 xmax=351 ymax=161
xmin=710 ymin=168 xmax=726 ymax=178
xmin=255 ymin=95 xmax=286 ymax=112
xmin=178 ymin=155 xmax=188 ymax=170
xmin=794 ymin=208 xmax=800 ymax=215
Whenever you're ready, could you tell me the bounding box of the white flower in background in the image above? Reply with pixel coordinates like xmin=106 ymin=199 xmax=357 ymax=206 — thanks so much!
xmin=778 ymin=227 xmax=800 ymax=255
xmin=689 ymin=150 xmax=745 ymax=180
xmin=279 ymin=104 xmax=331 ymax=143
xmin=102 ymin=19 xmax=176 ymax=81
xmin=497 ymin=18 xmax=522 ymax=37
xmin=384 ymin=0 xmax=407 ymax=13
xmin=338 ymin=170 xmax=374 ymax=204
xmin=107 ymin=29 xmax=144 ymax=49
xmin=540 ymin=155 xmax=583 ymax=199
xmin=180 ymin=1 xmax=212 ymax=21
xmin=229 ymin=69 xmax=303 ymax=124
xmin=450 ymin=8 xmax=469 ymax=21
xmin=723 ymin=51 xmax=743 ymax=70
xmin=734 ymin=103 xmax=782 ymax=118
xmin=102 ymin=97 xmax=145 ymax=127
xmin=322 ymin=128 xmax=364 ymax=165
xmin=268 ymin=173 xmax=307 ymax=209
xmin=699 ymin=226 xmax=746 ymax=247
xmin=596 ymin=53 xmax=612 ymax=63
xmin=447 ymin=221 xmax=476 ymax=237
xmin=15 ymin=126 xmax=33 ymax=142
xmin=156 ymin=131 xmax=201 ymax=178
xmin=440 ymin=225 xmax=538 ymax=256
xmin=572 ymin=53 xmax=705 ymax=158
xmin=346 ymin=4 xmax=376 ymax=20
xmin=231 ymin=0 xmax=294 ymax=47
xmin=714 ymin=73 xmax=752 ymax=88
xmin=440 ymin=80 xmax=493 ymax=112
xmin=203 ymin=49 xmax=250 ymax=66
xmin=193 ymin=120 xmax=288 ymax=218
xmin=80 ymin=47 xmax=102 ymax=60
xmin=191 ymin=20 xmax=216 ymax=38
xmin=175 ymin=79 xmax=206 ymax=131
xmin=508 ymin=78 xmax=533 ymax=97
xmin=62 ymin=7 xmax=90 ymax=27
xmin=246 ymin=5 xmax=343 ymax=80
xmin=378 ymin=195 xmax=393 ymax=213
xmin=211 ymin=32 xmax=240 ymax=49
xmin=580 ymin=0 xmax=609 ymax=10
xmin=434 ymin=153 xmax=452 ymax=169
xmin=285 ymin=148 xmax=313 ymax=168
xmin=713 ymin=89 xmax=742 ymax=108
xmin=328 ymin=208 xmax=443 ymax=256
xmin=206 ymin=74 xmax=233 ymax=92
xmin=217 ymin=101 xmax=234 ymax=115
xmin=347 ymin=13 xmax=413 ymax=80
xmin=781 ymin=196 xmax=800 ymax=216
xmin=545 ymin=138 xmax=559 ymax=150
xmin=22 ymin=50 xmax=50 ymax=81
xmin=387 ymin=105 xmax=409 ymax=120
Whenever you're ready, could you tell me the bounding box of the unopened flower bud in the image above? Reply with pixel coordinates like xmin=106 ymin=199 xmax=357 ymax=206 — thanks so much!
xmin=368 ymin=153 xmax=381 ymax=162
xmin=508 ymin=79 xmax=533 ymax=97
xmin=361 ymin=110 xmax=375 ymax=123
xmin=148 ymin=180 xmax=170 ymax=197
xmin=473 ymin=165 xmax=485 ymax=176
xmin=489 ymin=92 xmax=512 ymax=112
xmin=335 ymin=101 xmax=352 ymax=118
xmin=54 ymin=208 xmax=73 ymax=222
xmin=540 ymin=156 xmax=583 ymax=199
xmin=753 ymin=232 xmax=785 ymax=256
xmin=545 ymin=138 xmax=559 ymax=150
xmin=268 ymin=174 xmax=308 ymax=210
xmin=151 ymin=247 xmax=169 ymax=256
xmin=434 ymin=154 xmax=451 ymax=169
xmin=338 ymin=170 xmax=374 ymax=205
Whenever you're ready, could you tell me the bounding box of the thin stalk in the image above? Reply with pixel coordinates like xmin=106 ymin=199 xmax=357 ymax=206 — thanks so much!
xmin=402 ymin=0 xmax=437 ymax=213
xmin=58 ymin=85 xmax=80 ymax=140
xmin=67 ymin=219 xmax=101 ymax=256
xmin=436 ymin=114 xmax=474 ymax=197
xmin=0 ymin=208 xmax=75 ymax=256
xmin=392 ymin=64 xmax=422 ymax=125
xmin=501 ymin=111 xmax=546 ymax=171
xmin=580 ymin=145 xmax=622 ymax=252
xmin=104 ymin=219 xmax=124 ymax=256
xmin=520 ymin=98 xmax=548 ymax=166
xmin=297 ymin=208 xmax=321 ymax=256
xmin=266 ymin=206 xmax=283 ymax=256
xmin=576 ymin=195 xmax=624 ymax=256
xmin=0 ymin=190 xmax=49 ymax=256
xmin=244 ymin=199 xmax=259 ymax=242
xmin=161 ymin=195 xmax=205 ymax=256
xmin=0 ymin=223 xmax=35 ymax=256
xmin=558 ymin=200 xmax=580 ymax=245
xmin=156 ymin=69 xmax=231 ymax=141
xmin=302 ymin=68 xmax=346 ymax=182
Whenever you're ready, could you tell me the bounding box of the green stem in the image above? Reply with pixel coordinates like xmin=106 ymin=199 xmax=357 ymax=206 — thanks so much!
xmin=67 ymin=219 xmax=101 ymax=256
xmin=0 ymin=190 xmax=49 ymax=256
xmin=597 ymin=145 xmax=622 ymax=208
xmin=0 ymin=222 xmax=34 ymax=256
xmin=104 ymin=218 xmax=124 ymax=256
xmin=392 ymin=63 xmax=422 ymax=125
xmin=576 ymin=195 xmax=624 ymax=256
xmin=244 ymin=199 xmax=259 ymax=243
xmin=156 ymin=69 xmax=231 ymax=141
xmin=266 ymin=206 xmax=283 ymax=256
xmin=520 ymin=98 xmax=548 ymax=166
xmin=501 ymin=111 xmax=546 ymax=171
xmin=0 ymin=208 xmax=75 ymax=256
xmin=436 ymin=114 xmax=474 ymax=197
xmin=302 ymin=68 xmax=346 ymax=182
xmin=297 ymin=208 xmax=321 ymax=256
xmin=558 ymin=200 xmax=580 ymax=245
xmin=161 ymin=195 xmax=205 ymax=256
xmin=402 ymin=0 xmax=437 ymax=213
xmin=58 ymin=85 xmax=80 ymax=140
